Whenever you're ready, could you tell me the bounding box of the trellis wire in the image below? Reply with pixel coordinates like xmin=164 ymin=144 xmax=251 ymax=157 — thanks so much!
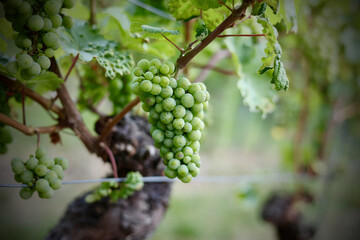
xmin=0 ymin=173 xmax=314 ymax=188
xmin=128 ymin=0 xmax=176 ymax=21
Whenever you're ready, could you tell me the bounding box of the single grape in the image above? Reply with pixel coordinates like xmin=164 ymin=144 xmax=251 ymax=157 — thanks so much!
xmin=160 ymin=111 xmax=174 ymax=124
xmin=42 ymin=32 xmax=58 ymax=48
xmin=25 ymin=157 xmax=39 ymax=170
xmin=131 ymin=82 xmax=141 ymax=95
xmin=44 ymin=170 xmax=58 ymax=182
xmin=154 ymin=103 xmax=163 ymax=113
xmin=36 ymin=147 xmax=47 ymax=159
xmin=149 ymin=109 xmax=160 ymax=119
xmin=155 ymin=95 xmax=163 ymax=103
xmin=37 ymin=56 xmax=51 ymax=70
xmin=62 ymin=0 xmax=75 ymax=8
xmin=191 ymin=117 xmax=204 ymax=130
xmin=191 ymin=168 xmax=200 ymax=177
xmin=188 ymin=130 xmax=201 ymax=141
xmin=62 ymin=15 xmax=73 ymax=29
xmin=165 ymin=130 xmax=174 ymax=139
xmin=49 ymin=178 xmax=62 ymax=190
xmin=160 ymin=86 xmax=173 ymax=98
xmin=177 ymin=77 xmax=191 ymax=90
xmin=189 ymin=141 xmax=200 ymax=152
xmin=50 ymin=14 xmax=62 ymax=28
xmin=28 ymin=15 xmax=44 ymax=31
xmin=163 ymin=138 xmax=173 ymax=148
xmin=187 ymin=162 xmax=197 ymax=171
xmin=11 ymin=157 xmax=23 ymax=168
xmin=175 ymin=151 xmax=184 ymax=160
xmin=194 ymin=111 xmax=204 ymax=119
xmin=144 ymin=95 xmax=156 ymax=106
xmin=173 ymin=135 xmax=186 ymax=148
xmin=192 ymin=154 xmax=201 ymax=167
xmin=38 ymin=188 xmax=54 ymax=199
xmin=44 ymin=48 xmax=55 ymax=58
xmin=194 ymin=90 xmax=207 ymax=103
xmin=14 ymin=34 xmax=25 ymax=49
xmin=177 ymin=164 xmax=189 ymax=177
xmin=150 ymin=84 xmax=162 ymax=96
xmin=152 ymin=129 xmax=164 ymax=143
xmin=6 ymin=61 xmax=18 ymax=75
xmin=160 ymin=64 xmax=169 ymax=75
xmin=153 ymin=76 xmax=161 ymax=84
xmin=20 ymin=69 xmax=33 ymax=80
xmin=183 ymin=156 xmax=191 ymax=164
xmin=36 ymin=179 xmax=50 ymax=192
xmin=160 ymin=76 xmax=170 ymax=87
xmin=183 ymin=122 xmax=192 ymax=133
xmin=164 ymin=166 xmax=177 ymax=179
xmin=174 ymin=129 xmax=183 ymax=135
xmin=150 ymin=58 xmax=161 ymax=69
xmin=174 ymin=88 xmax=185 ymax=98
xmin=54 ymin=157 xmax=69 ymax=170
xmin=21 ymin=170 xmax=34 ymax=183
xmin=39 ymin=155 xmax=54 ymax=168
xmin=51 ymin=164 xmax=64 ymax=179
xmin=27 ymin=62 xmax=41 ymax=76
xmin=168 ymin=159 xmax=180 ymax=170
xmin=149 ymin=66 xmax=158 ymax=74
xmin=159 ymin=146 xmax=170 ymax=155
xmin=166 ymin=123 xmax=174 ymax=131
xmin=12 ymin=160 xmax=25 ymax=175
xmin=35 ymin=164 xmax=48 ymax=176
xmin=169 ymin=77 xmax=177 ymax=89
xmin=165 ymin=61 xmax=175 ymax=74
xmin=137 ymin=59 xmax=150 ymax=71
xmin=142 ymin=103 xmax=151 ymax=112
xmin=164 ymin=152 xmax=174 ymax=160
xmin=191 ymin=103 xmax=204 ymax=114
xmin=173 ymin=118 xmax=185 ymax=130
xmin=140 ymin=80 xmax=152 ymax=92
xmin=22 ymin=38 xmax=32 ymax=48
xmin=162 ymin=98 xmax=176 ymax=111
xmin=19 ymin=187 xmax=33 ymax=199
xmin=14 ymin=174 xmax=22 ymax=183
xmin=180 ymin=173 xmax=193 ymax=183
xmin=133 ymin=67 xmax=143 ymax=77
xmin=188 ymin=83 xmax=201 ymax=95
xmin=44 ymin=0 xmax=61 ymax=15
xmin=183 ymin=146 xmax=193 ymax=156
xmin=181 ymin=94 xmax=195 ymax=108
xmin=173 ymin=105 xmax=186 ymax=118
xmin=17 ymin=53 xmax=33 ymax=69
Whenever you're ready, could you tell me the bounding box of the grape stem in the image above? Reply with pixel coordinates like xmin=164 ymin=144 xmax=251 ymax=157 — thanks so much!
xmin=218 ymin=0 xmax=233 ymax=11
xmin=217 ymin=34 xmax=266 ymax=38
xmin=0 ymin=113 xmax=61 ymax=136
xmin=64 ymin=53 xmax=79 ymax=82
xmin=0 ymin=74 xmax=64 ymax=118
xmin=100 ymin=142 xmax=119 ymax=179
xmin=89 ymin=0 xmax=97 ymax=26
xmin=161 ymin=34 xmax=183 ymax=52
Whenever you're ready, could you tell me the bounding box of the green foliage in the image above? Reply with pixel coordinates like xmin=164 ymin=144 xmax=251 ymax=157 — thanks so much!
xmin=264 ymin=0 xmax=280 ymax=14
xmin=141 ymin=25 xmax=180 ymax=35
xmin=195 ymin=19 xmax=209 ymax=41
xmin=165 ymin=0 xmax=200 ymax=21
xmin=26 ymin=72 xmax=64 ymax=92
xmin=190 ymin=0 xmax=222 ymax=10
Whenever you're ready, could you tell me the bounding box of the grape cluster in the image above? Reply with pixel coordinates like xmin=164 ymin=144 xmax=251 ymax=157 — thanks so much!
xmin=3 ymin=0 xmax=75 ymax=80
xmin=131 ymin=59 xmax=210 ymax=183
xmin=11 ymin=147 xmax=68 ymax=199
xmin=109 ymin=74 xmax=134 ymax=113
xmin=85 ymin=171 xmax=144 ymax=203
xmin=0 ymin=85 xmax=13 ymax=154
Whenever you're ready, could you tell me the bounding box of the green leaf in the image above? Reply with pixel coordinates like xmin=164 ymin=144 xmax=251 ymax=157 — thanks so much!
xmin=190 ymin=0 xmax=222 ymax=10
xmin=0 ymin=18 xmax=14 ymax=39
xmin=265 ymin=0 xmax=298 ymax=32
xmin=272 ymin=57 xmax=289 ymax=90
xmin=251 ymin=3 xmax=268 ymax=16
xmin=26 ymin=72 xmax=64 ymax=92
xmin=97 ymin=50 xmax=133 ymax=79
xmin=165 ymin=0 xmax=200 ymax=21
xmin=102 ymin=7 xmax=131 ymax=31
xmin=0 ymin=37 xmax=7 ymax=53
xmin=141 ymin=25 xmax=180 ymax=35
xmin=195 ymin=19 xmax=209 ymax=41
xmin=202 ymin=8 xmax=226 ymax=31
xmin=264 ymin=0 xmax=279 ymax=14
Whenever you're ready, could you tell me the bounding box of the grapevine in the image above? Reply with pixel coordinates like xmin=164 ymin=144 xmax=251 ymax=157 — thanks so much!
xmin=131 ymin=59 xmax=209 ymax=183
xmin=11 ymin=147 xmax=68 ymax=199
xmin=3 ymin=0 xmax=74 ymax=80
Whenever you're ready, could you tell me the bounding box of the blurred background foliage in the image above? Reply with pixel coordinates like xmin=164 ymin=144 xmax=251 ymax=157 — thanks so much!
xmin=0 ymin=0 xmax=359 ymax=239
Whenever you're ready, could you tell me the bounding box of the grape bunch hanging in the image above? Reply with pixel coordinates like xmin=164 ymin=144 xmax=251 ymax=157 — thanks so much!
xmin=11 ymin=147 xmax=68 ymax=199
xmin=3 ymin=0 xmax=74 ymax=80
xmin=131 ymin=59 xmax=210 ymax=183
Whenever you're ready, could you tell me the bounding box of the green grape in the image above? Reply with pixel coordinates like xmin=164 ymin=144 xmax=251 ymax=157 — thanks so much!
xmin=191 ymin=103 xmax=204 ymax=114
xmin=192 ymin=154 xmax=201 ymax=167
xmin=37 ymin=56 xmax=51 ymax=70
xmin=38 ymin=188 xmax=54 ymax=199
xmin=22 ymin=38 xmax=32 ymax=48
xmin=44 ymin=170 xmax=58 ymax=181
xmin=177 ymin=77 xmax=191 ymax=90
xmin=154 ymin=103 xmax=163 ymax=113
xmin=133 ymin=67 xmax=143 ymax=77
xmin=160 ymin=86 xmax=173 ymax=98
xmin=175 ymin=151 xmax=184 ymax=160
xmin=14 ymin=174 xmax=22 ymax=183
xmin=165 ymin=130 xmax=174 ymax=138
xmin=11 ymin=157 xmax=23 ymax=168
xmin=42 ymin=17 xmax=53 ymax=31
xmin=162 ymin=98 xmax=176 ymax=111
xmin=20 ymin=69 xmax=33 ymax=80
xmin=173 ymin=105 xmax=186 ymax=118
xmin=25 ymin=157 xmax=39 ymax=170
xmin=188 ymin=130 xmax=201 ymax=141
xmin=42 ymin=32 xmax=58 ymax=48
xmin=166 ymin=123 xmax=174 ymax=131
xmin=149 ymin=66 xmax=158 ymax=74
xmin=150 ymin=58 xmax=161 ymax=69
xmin=44 ymin=48 xmax=55 ymax=58
xmin=164 ymin=152 xmax=174 ymax=160
xmin=12 ymin=160 xmax=25 ymax=175
xmin=137 ymin=59 xmax=150 ymax=71
xmin=35 ymin=164 xmax=48 ymax=176
xmin=183 ymin=111 xmax=193 ymax=122
xmin=159 ymin=146 xmax=170 ymax=155
xmin=51 ymin=164 xmax=64 ymax=179
xmin=183 ymin=146 xmax=193 ymax=156
xmin=5 ymin=61 xmax=18 ymax=75
xmin=149 ymin=109 xmax=159 ymax=119
xmin=155 ymin=95 xmax=163 ymax=103
xmin=14 ymin=34 xmax=25 ymax=49
xmin=153 ymin=76 xmax=161 ymax=84
xmin=174 ymin=129 xmax=183 ymax=135
xmin=131 ymin=82 xmax=141 ymax=95
xmin=194 ymin=90 xmax=207 ymax=103
xmin=150 ymin=84 xmax=162 ymax=95
xmin=54 ymin=157 xmax=69 ymax=170
xmin=36 ymin=179 xmax=50 ymax=192
xmin=28 ymin=15 xmax=44 ymax=31
xmin=183 ymin=156 xmax=191 ymax=164
xmin=39 ymin=155 xmax=54 ymax=168
xmin=173 ymin=135 xmax=186 ymax=148
xmin=174 ymin=88 xmax=185 ymax=98
xmin=163 ymin=138 xmax=173 ymax=148
xmin=17 ymin=53 xmax=33 ymax=69
xmin=180 ymin=174 xmax=193 ymax=183
xmin=194 ymin=111 xmax=204 ymax=119
xmin=62 ymin=0 xmax=75 ymax=8
xmin=181 ymin=94 xmax=194 ymax=108
xmin=19 ymin=187 xmax=33 ymax=200
xmin=142 ymin=103 xmax=151 ymax=112
xmin=27 ymin=62 xmax=41 ymax=76
xmin=168 ymin=159 xmax=180 ymax=170
xmin=165 ymin=61 xmax=175 ymax=74
xmin=144 ymin=71 xmax=153 ymax=80
xmin=160 ymin=76 xmax=170 ymax=87
xmin=187 ymin=162 xmax=197 ymax=171
xmin=191 ymin=117 xmax=204 ymax=130
xmin=21 ymin=170 xmax=34 ymax=183
xmin=36 ymin=147 xmax=47 ymax=159
xmin=160 ymin=111 xmax=173 ymax=124
xmin=173 ymin=118 xmax=185 ymax=130
xmin=190 ymin=141 xmax=200 ymax=152
xmin=160 ymin=64 xmax=169 ymax=75
xmin=49 ymin=178 xmax=62 ymax=190
xmin=191 ymin=168 xmax=200 ymax=177
xmin=44 ymin=0 xmax=61 ymax=15
xmin=183 ymin=122 xmax=192 ymax=133
xmin=152 ymin=129 xmax=164 ymax=143
xmin=164 ymin=166 xmax=177 ymax=179
xmin=50 ymin=14 xmax=62 ymax=28
xmin=177 ymin=165 xmax=189 ymax=177
xmin=144 ymin=95 xmax=156 ymax=106
xmin=140 ymin=80 xmax=152 ymax=92
xmin=188 ymin=83 xmax=201 ymax=95
xmin=62 ymin=15 xmax=73 ymax=28
xmin=169 ymin=77 xmax=177 ymax=88
xmin=157 ymin=121 xmax=166 ymax=131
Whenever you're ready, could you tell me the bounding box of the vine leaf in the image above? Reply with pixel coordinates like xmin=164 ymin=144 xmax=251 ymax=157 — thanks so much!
xmin=264 ymin=0 xmax=280 ymax=14
xmin=165 ymin=0 xmax=200 ymax=21
xmin=272 ymin=57 xmax=289 ymax=90
xmin=26 ymin=72 xmax=64 ymax=92
xmin=57 ymin=20 xmax=132 ymax=78
xmin=195 ymin=19 xmax=209 ymax=41
xmin=0 ymin=18 xmax=13 ymax=39
xmin=190 ymin=0 xmax=222 ymax=10
xmin=140 ymin=25 xmax=180 ymax=35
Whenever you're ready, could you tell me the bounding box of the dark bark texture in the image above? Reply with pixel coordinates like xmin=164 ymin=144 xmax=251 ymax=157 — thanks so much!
xmin=46 ymin=115 xmax=172 ymax=240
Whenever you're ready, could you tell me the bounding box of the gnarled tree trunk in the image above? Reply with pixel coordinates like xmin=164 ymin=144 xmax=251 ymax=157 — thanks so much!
xmin=47 ymin=115 xmax=172 ymax=240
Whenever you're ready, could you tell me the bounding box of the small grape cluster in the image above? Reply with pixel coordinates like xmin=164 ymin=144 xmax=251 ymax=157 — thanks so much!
xmin=85 ymin=172 xmax=144 ymax=203
xmin=131 ymin=59 xmax=210 ymax=183
xmin=0 ymin=85 xmax=12 ymax=154
xmin=11 ymin=147 xmax=68 ymax=199
xmin=109 ymin=74 xmax=134 ymax=113
xmin=3 ymin=0 xmax=75 ymax=80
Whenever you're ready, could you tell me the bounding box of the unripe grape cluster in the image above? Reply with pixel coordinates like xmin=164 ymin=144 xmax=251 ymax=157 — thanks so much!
xmin=11 ymin=147 xmax=68 ymax=199
xmin=131 ymin=59 xmax=210 ymax=183
xmin=109 ymin=74 xmax=134 ymax=113
xmin=0 ymin=85 xmax=12 ymax=154
xmin=3 ymin=0 xmax=75 ymax=80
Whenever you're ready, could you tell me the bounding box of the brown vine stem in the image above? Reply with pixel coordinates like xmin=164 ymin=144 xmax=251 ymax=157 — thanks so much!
xmin=98 ymin=97 xmax=140 ymax=143
xmin=217 ymin=34 xmax=266 ymax=38
xmin=64 ymin=53 xmax=79 ymax=82
xmin=89 ymin=0 xmax=96 ymax=26
xmin=50 ymin=58 xmax=98 ymax=153
xmin=0 ymin=113 xmax=61 ymax=136
xmin=161 ymin=34 xmax=183 ymax=52
xmin=176 ymin=0 xmax=256 ymax=69
xmin=100 ymin=142 xmax=119 ymax=179
xmin=0 ymin=74 xmax=64 ymax=118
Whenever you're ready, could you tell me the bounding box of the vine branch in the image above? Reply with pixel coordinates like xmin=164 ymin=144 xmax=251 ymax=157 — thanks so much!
xmin=100 ymin=142 xmax=119 ymax=179
xmin=218 ymin=34 xmax=265 ymax=38
xmin=161 ymin=34 xmax=183 ymax=52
